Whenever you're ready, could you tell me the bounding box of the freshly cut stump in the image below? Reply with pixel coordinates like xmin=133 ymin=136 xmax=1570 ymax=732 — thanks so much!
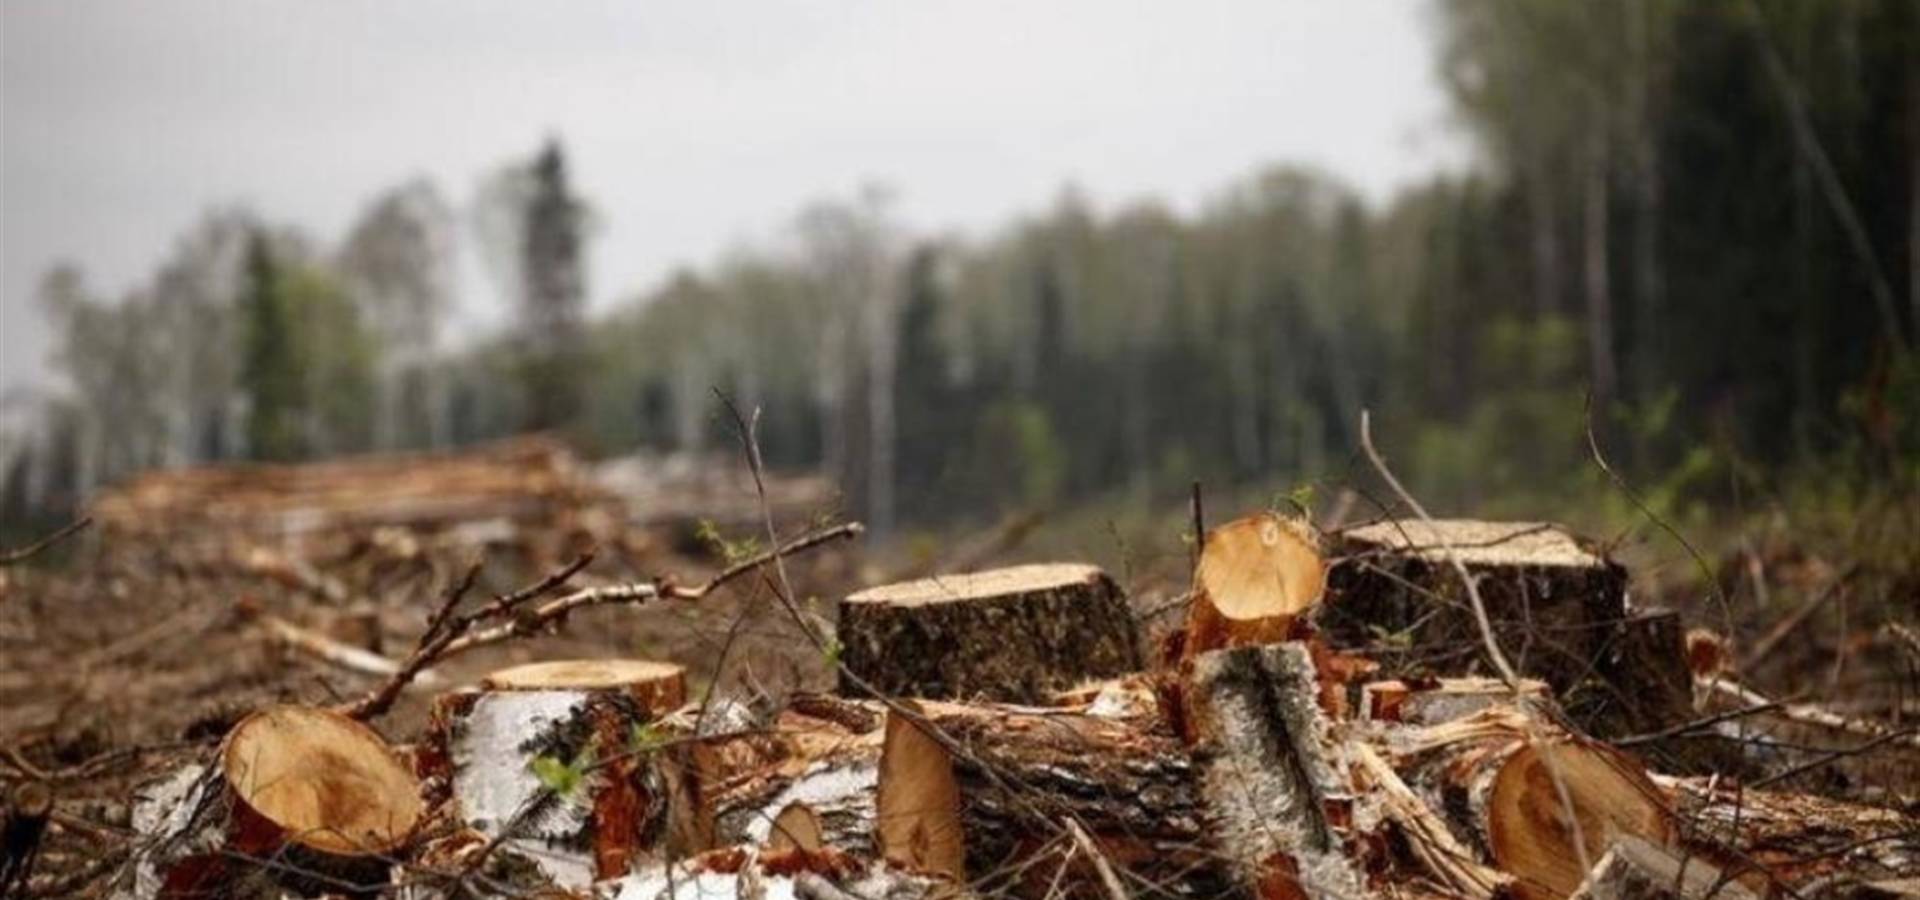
xmin=1183 ymin=513 xmax=1326 ymax=660
xmin=420 ymin=658 xmax=688 ymax=888
xmin=1394 ymin=709 xmax=1673 ymax=900
xmin=891 ymin=699 xmax=1232 ymax=899
xmin=837 ymin=563 xmax=1140 ymax=703
xmin=131 ymin=705 xmax=424 ymax=897
xmin=1183 ymin=642 xmax=1363 ymax=900
xmin=875 ymin=703 xmax=966 ymax=881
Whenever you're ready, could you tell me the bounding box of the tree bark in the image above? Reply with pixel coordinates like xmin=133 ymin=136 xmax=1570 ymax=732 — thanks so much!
xmin=836 ymin=563 xmax=1141 ymax=704
xmin=1661 ymin=775 xmax=1920 ymax=890
xmin=1183 ymin=642 xmax=1365 ymax=900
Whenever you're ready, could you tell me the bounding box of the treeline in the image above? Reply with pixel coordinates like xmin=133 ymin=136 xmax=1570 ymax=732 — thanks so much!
xmin=4 ymin=0 xmax=1917 ymax=534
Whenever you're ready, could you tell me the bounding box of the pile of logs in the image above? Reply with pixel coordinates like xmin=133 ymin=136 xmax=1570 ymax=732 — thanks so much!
xmin=113 ymin=511 xmax=1917 ymax=899
xmin=91 ymin=436 xmax=608 ymax=541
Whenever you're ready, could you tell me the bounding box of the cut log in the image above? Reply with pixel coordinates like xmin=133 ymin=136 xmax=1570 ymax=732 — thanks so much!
xmin=702 ymin=701 xmax=885 ymax=860
xmin=876 ymin=702 xmax=967 ymax=880
xmin=1182 ymin=512 xmax=1326 ymax=660
xmin=1660 ymin=775 xmax=1920 ymax=889
xmin=419 ymin=659 xmax=688 ymax=888
xmin=1392 ymin=708 xmax=1674 ymax=900
xmin=1183 ymin=642 xmax=1364 ymax=900
xmin=128 ymin=705 xmax=424 ymax=898
xmin=1323 ymin=519 xmax=1688 ymax=738
xmin=836 ymin=563 xmax=1141 ymax=703
xmin=1362 ymin=676 xmax=1552 ymax=726
xmin=1568 ymin=835 xmax=1759 ymax=900
xmin=879 ymin=700 xmax=1233 ymax=899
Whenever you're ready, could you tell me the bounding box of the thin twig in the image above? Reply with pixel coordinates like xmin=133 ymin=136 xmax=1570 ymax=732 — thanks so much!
xmin=1357 ymin=410 xmax=1518 ymax=687
xmin=0 ymin=517 xmax=91 ymax=566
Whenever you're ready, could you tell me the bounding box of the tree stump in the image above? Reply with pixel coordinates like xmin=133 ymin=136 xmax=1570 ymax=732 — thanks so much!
xmin=129 ymin=705 xmax=424 ymax=898
xmin=1183 ymin=642 xmax=1365 ymax=900
xmin=1392 ymin=708 xmax=1674 ymax=900
xmin=837 ymin=563 xmax=1141 ymax=703
xmin=1321 ymin=519 xmax=1686 ymax=737
xmin=1182 ymin=512 xmax=1326 ymax=661
xmin=420 ymin=659 xmax=688 ymax=887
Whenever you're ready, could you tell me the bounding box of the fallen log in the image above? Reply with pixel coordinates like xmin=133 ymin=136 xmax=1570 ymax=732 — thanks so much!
xmin=836 ymin=563 xmax=1141 ymax=703
xmin=418 ymin=659 xmax=688 ymax=888
xmin=1388 ymin=707 xmax=1674 ymax=900
xmin=877 ymin=700 xmax=1234 ymax=899
xmin=1183 ymin=642 xmax=1365 ymax=900
xmin=128 ymin=706 xmax=424 ymax=898
xmin=701 ymin=700 xmax=886 ymax=861
xmin=1660 ymin=775 xmax=1920 ymax=890
xmin=1181 ymin=512 xmax=1326 ymax=660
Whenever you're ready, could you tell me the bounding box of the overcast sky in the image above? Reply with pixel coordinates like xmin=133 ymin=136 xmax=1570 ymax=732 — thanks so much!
xmin=2 ymin=0 xmax=1467 ymax=398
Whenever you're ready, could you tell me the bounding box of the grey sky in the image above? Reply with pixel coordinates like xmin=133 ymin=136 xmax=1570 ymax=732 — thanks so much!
xmin=2 ymin=0 xmax=1466 ymax=398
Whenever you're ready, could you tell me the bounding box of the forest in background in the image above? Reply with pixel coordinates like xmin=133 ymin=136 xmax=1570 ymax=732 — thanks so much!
xmin=4 ymin=0 xmax=1917 ymax=541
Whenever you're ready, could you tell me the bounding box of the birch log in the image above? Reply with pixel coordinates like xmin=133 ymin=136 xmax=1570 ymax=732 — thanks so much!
xmin=418 ymin=659 xmax=687 ymax=888
xmin=1183 ymin=642 xmax=1365 ymax=900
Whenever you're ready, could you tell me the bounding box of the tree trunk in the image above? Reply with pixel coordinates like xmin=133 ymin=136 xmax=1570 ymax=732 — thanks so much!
xmin=1584 ymin=120 xmax=1618 ymax=409
xmin=1528 ymin=156 xmax=1565 ymax=318
xmin=836 ymin=563 xmax=1141 ymax=703
xmin=417 ymin=660 xmax=688 ymax=888
xmin=1182 ymin=642 xmax=1365 ymax=900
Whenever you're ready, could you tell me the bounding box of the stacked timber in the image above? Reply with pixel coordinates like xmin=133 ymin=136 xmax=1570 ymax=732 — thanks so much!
xmin=90 ymin=435 xmax=610 ymax=540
